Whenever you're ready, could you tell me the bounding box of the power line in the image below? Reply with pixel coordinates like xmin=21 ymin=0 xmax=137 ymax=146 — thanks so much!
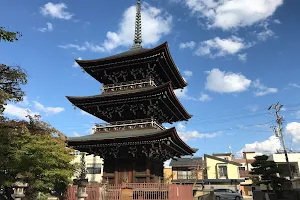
xmin=181 ymin=121 xmax=274 ymax=134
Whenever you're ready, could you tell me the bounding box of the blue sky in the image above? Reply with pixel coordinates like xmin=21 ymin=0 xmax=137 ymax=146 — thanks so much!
xmin=1 ymin=0 xmax=300 ymax=158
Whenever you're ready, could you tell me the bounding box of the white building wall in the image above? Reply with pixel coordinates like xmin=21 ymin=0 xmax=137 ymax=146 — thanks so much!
xmin=244 ymin=152 xmax=256 ymax=160
xmin=72 ymin=152 xmax=104 ymax=183
xmin=243 ymin=152 xmax=258 ymax=171
xmin=268 ymin=153 xmax=300 ymax=174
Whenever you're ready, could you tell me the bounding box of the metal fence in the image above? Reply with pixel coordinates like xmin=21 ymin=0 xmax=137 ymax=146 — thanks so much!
xmin=67 ymin=183 xmax=193 ymax=200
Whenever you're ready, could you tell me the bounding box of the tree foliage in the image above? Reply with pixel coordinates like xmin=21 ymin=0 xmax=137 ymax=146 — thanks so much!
xmin=0 ymin=27 xmax=21 ymax=42
xmin=250 ymin=155 xmax=287 ymax=191
xmin=0 ymin=64 xmax=27 ymax=113
xmin=0 ymin=115 xmax=76 ymax=199
xmin=0 ymin=27 xmax=27 ymax=114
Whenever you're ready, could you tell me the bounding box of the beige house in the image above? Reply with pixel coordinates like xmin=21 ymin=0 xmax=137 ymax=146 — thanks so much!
xmin=72 ymin=151 xmax=104 ymax=183
xmin=204 ymin=154 xmax=243 ymax=190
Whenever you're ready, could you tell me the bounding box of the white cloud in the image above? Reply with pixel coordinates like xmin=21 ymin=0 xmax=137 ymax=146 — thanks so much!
xmin=177 ymin=122 xmax=220 ymax=141
xmin=205 ymin=68 xmax=251 ymax=93
xmin=59 ymin=42 xmax=105 ymax=53
xmin=174 ymin=87 xmax=197 ymax=101
xmin=80 ymin=110 xmax=95 ymax=117
xmin=295 ymin=111 xmax=300 ymax=119
xmin=4 ymin=104 xmax=39 ymax=120
xmin=238 ymin=53 xmax=247 ymax=62
xmin=179 ymin=41 xmax=196 ymax=49
xmin=183 ymin=70 xmax=193 ymax=77
xmin=102 ymin=3 xmax=172 ymax=51
xmin=273 ymin=19 xmax=281 ymax=24
xmin=33 ymin=101 xmax=64 ymax=115
xmin=73 ymin=132 xmax=81 ymax=137
xmin=286 ymin=122 xmax=300 ymax=142
xmin=199 ymin=93 xmax=212 ymax=102
xmin=257 ymin=28 xmax=275 ymax=41
xmin=40 ymin=2 xmax=73 ymax=20
xmin=174 ymin=88 xmax=190 ymax=99
xmin=181 ymin=0 xmax=283 ymax=30
xmin=289 ymin=83 xmax=300 ymax=89
xmin=195 ymin=36 xmax=250 ymax=58
xmin=249 ymin=105 xmax=259 ymax=112
xmin=253 ymin=79 xmax=278 ymax=96
xmin=16 ymin=96 xmax=30 ymax=107
xmin=241 ymin=136 xmax=281 ymax=154
xmin=73 ymin=57 xmax=82 ymax=67
xmin=38 ymin=22 xmax=53 ymax=32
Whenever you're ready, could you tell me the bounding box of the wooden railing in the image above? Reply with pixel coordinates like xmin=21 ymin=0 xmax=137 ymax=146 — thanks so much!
xmin=67 ymin=183 xmax=193 ymax=200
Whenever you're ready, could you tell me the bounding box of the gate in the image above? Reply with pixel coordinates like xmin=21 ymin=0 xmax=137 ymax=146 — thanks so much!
xmin=67 ymin=183 xmax=193 ymax=200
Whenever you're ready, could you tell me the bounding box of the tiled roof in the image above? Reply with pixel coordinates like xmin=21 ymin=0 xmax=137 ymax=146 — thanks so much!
xmin=212 ymin=153 xmax=233 ymax=156
xmin=204 ymin=154 xmax=242 ymax=166
xmin=169 ymin=157 xmax=203 ymax=167
xmin=68 ymin=128 xmax=162 ymax=142
xmin=233 ymin=159 xmax=246 ymax=163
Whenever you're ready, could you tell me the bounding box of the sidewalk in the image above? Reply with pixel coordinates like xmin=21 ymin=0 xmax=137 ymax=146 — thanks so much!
xmin=243 ymin=196 xmax=253 ymax=200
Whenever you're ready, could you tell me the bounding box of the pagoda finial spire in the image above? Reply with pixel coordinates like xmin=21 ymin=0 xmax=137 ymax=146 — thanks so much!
xmin=131 ymin=0 xmax=142 ymax=50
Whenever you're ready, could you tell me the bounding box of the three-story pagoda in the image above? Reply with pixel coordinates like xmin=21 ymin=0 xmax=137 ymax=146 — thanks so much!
xmin=67 ymin=0 xmax=196 ymax=184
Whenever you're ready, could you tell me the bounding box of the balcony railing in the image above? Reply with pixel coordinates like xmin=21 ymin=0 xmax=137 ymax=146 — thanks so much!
xmin=101 ymin=78 xmax=156 ymax=93
xmin=175 ymin=175 xmax=197 ymax=180
xmin=93 ymin=118 xmax=165 ymax=133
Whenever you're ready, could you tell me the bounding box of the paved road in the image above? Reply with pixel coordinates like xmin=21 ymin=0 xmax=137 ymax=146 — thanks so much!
xmin=243 ymin=196 xmax=253 ymax=200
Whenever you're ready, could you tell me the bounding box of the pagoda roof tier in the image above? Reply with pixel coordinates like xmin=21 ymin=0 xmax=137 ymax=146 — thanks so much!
xmin=75 ymin=42 xmax=187 ymax=89
xmin=67 ymin=127 xmax=196 ymax=160
xmin=66 ymin=82 xmax=191 ymax=123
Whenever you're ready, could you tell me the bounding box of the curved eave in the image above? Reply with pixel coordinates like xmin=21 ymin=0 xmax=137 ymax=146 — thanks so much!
xmin=165 ymin=83 xmax=192 ymax=120
xmin=67 ymin=127 xmax=195 ymax=156
xmin=161 ymin=42 xmax=188 ymax=88
xmin=169 ymin=127 xmax=196 ymax=155
xmin=76 ymin=43 xmax=167 ymax=66
xmin=75 ymin=42 xmax=187 ymax=89
xmin=66 ymin=82 xmax=191 ymax=121
xmin=66 ymin=82 xmax=170 ymax=104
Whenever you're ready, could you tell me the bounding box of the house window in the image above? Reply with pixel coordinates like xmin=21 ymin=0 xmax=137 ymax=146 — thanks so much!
xmin=177 ymin=171 xmax=187 ymax=179
xmin=218 ymin=166 xmax=228 ymax=178
xmin=177 ymin=171 xmax=196 ymax=179
xmin=87 ymin=164 xmax=102 ymax=174
xmin=239 ymin=167 xmax=246 ymax=171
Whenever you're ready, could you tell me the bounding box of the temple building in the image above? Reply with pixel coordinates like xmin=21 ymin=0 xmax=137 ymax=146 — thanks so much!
xmin=67 ymin=0 xmax=196 ymax=184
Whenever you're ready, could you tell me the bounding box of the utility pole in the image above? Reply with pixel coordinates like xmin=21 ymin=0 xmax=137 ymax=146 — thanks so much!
xmin=268 ymin=102 xmax=293 ymax=180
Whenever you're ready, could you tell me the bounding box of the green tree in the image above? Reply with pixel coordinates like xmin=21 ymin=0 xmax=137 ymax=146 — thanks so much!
xmin=0 ymin=27 xmax=27 ymax=114
xmin=0 ymin=115 xmax=76 ymax=200
xmin=0 ymin=27 xmax=21 ymax=42
xmin=250 ymin=155 xmax=286 ymax=193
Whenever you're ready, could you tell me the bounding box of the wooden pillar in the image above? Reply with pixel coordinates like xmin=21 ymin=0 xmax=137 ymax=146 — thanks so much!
xmin=114 ymin=159 xmax=119 ymax=185
xmin=132 ymin=158 xmax=136 ymax=183
xmin=146 ymin=157 xmax=150 ymax=183
xmin=102 ymin=171 xmax=107 ymax=183
xmin=128 ymin=158 xmax=133 ymax=183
